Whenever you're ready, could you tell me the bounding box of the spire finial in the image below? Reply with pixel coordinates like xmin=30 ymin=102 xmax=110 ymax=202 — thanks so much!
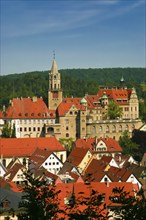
xmin=53 ymin=50 xmax=55 ymax=60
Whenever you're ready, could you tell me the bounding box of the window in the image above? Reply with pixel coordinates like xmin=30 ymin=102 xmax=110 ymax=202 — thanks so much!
xmin=99 ymin=126 xmax=103 ymax=133
xmin=24 ymin=127 xmax=27 ymax=132
xmin=66 ymin=126 xmax=69 ymax=130
xmin=38 ymin=127 xmax=40 ymax=131
xmin=20 ymin=127 xmax=22 ymax=132
xmin=106 ymin=126 xmax=109 ymax=133
xmin=33 ymin=127 xmax=36 ymax=131
xmin=53 ymin=162 xmax=55 ymax=165
xmin=125 ymin=124 xmax=129 ymax=131
xmin=3 ymin=159 xmax=6 ymax=167
xmin=112 ymin=125 xmax=116 ymax=132
xmin=45 ymin=162 xmax=48 ymax=166
xmin=66 ymin=133 xmax=69 ymax=137
xmin=56 ymin=162 xmax=59 ymax=165
xmin=23 ymin=158 xmax=26 ymax=166
xmin=92 ymin=126 xmax=96 ymax=134
xmin=119 ymin=125 xmax=122 ymax=132
xmin=60 ymin=154 xmax=63 ymax=162
xmin=65 ymin=119 xmax=69 ymax=124
xmin=29 ymin=127 xmax=31 ymax=132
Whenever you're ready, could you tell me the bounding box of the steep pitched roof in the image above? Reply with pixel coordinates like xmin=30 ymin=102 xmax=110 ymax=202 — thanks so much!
xmin=97 ymin=88 xmax=132 ymax=105
xmin=56 ymin=181 xmax=136 ymax=215
xmin=2 ymin=97 xmax=55 ymax=119
xmin=67 ymin=147 xmax=90 ymax=167
xmin=58 ymin=98 xmax=85 ymax=116
xmin=29 ymin=148 xmax=53 ymax=167
xmin=0 ymin=137 xmax=66 ymax=157
xmin=105 ymin=166 xmax=132 ymax=182
xmin=4 ymin=163 xmax=25 ymax=182
xmin=75 ymin=137 xmax=122 ymax=153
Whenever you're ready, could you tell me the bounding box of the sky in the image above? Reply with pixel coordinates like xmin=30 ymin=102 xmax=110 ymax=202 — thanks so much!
xmin=1 ymin=0 xmax=146 ymax=75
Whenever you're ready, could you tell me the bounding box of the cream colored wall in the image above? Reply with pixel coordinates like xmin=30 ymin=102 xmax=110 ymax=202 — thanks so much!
xmin=86 ymin=119 xmax=142 ymax=140
xmin=54 ymin=151 xmax=67 ymax=163
xmin=78 ymin=151 xmax=92 ymax=173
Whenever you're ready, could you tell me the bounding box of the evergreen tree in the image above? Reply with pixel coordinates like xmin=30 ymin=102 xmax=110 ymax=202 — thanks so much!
xmin=109 ymin=187 xmax=146 ymax=220
xmin=18 ymin=171 xmax=63 ymax=220
xmin=119 ymin=131 xmax=139 ymax=157
xmin=1 ymin=123 xmax=16 ymax=138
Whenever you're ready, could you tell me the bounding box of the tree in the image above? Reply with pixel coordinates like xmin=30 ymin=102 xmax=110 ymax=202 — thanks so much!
xmin=119 ymin=131 xmax=139 ymax=158
xmin=107 ymin=101 xmax=123 ymax=119
xmin=1 ymin=122 xmax=16 ymax=138
xmin=66 ymin=186 xmax=107 ymax=220
xmin=18 ymin=171 xmax=63 ymax=220
xmin=109 ymin=186 xmax=146 ymax=220
xmin=59 ymin=138 xmax=74 ymax=155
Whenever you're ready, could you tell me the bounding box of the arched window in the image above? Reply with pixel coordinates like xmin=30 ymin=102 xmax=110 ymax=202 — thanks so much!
xmin=47 ymin=127 xmax=54 ymax=134
xmin=125 ymin=124 xmax=129 ymax=131
xmin=112 ymin=125 xmax=116 ymax=132
xmin=99 ymin=126 xmax=103 ymax=133
xmin=119 ymin=125 xmax=122 ymax=132
xmin=92 ymin=126 xmax=96 ymax=134
xmin=66 ymin=133 xmax=69 ymax=138
xmin=106 ymin=125 xmax=109 ymax=133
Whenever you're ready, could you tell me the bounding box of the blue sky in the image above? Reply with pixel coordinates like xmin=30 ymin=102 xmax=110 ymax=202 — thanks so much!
xmin=1 ymin=0 xmax=146 ymax=75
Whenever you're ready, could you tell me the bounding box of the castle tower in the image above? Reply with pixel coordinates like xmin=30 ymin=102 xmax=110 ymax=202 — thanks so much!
xmin=48 ymin=58 xmax=62 ymax=110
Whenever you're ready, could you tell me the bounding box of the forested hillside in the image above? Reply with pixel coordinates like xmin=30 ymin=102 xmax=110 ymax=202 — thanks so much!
xmin=0 ymin=67 xmax=146 ymax=109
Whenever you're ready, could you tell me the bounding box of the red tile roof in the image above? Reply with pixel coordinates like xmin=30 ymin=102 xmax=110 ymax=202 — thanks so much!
xmin=4 ymin=163 xmax=25 ymax=182
xmin=29 ymin=148 xmax=53 ymax=167
xmin=97 ymin=88 xmax=132 ymax=105
xmin=75 ymin=137 xmax=122 ymax=153
xmin=67 ymin=147 xmax=90 ymax=166
xmin=58 ymin=98 xmax=86 ymax=116
xmin=0 ymin=137 xmax=66 ymax=157
xmin=56 ymin=181 xmax=136 ymax=217
xmin=2 ymin=97 xmax=55 ymax=119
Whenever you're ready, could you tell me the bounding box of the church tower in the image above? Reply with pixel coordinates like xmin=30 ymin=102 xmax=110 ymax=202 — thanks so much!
xmin=48 ymin=57 xmax=62 ymax=110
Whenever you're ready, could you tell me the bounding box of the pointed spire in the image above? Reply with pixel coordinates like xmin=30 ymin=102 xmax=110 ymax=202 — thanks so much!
xmin=51 ymin=58 xmax=58 ymax=74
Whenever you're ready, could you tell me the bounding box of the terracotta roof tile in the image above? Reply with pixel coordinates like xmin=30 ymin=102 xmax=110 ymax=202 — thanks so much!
xmin=75 ymin=137 xmax=122 ymax=153
xmin=0 ymin=137 xmax=66 ymax=157
xmin=97 ymin=89 xmax=132 ymax=105
xmin=67 ymin=147 xmax=90 ymax=166
xmin=2 ymin=97 xmax=55 ymax=119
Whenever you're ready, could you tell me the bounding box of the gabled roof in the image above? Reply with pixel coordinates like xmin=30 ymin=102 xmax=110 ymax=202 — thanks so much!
xmin=97 ymin=88 xmax=132 ymax=105
xmin=67 ymin=147 xmax=90 ymax=167
xmin=56 ymin=181 xmax=136 ymax=215
xmin=0 ymin=137 xmax=66 ymax=157
xmin=105 ymin=166 xmax=132 ymax=182
xmin=0 ymin=186 xmax=22 ymax=211
xmin=75 ymin=137 xmax=122 ymax=153
xmin=1 ymin=97 xmax=55 ymax=119
xmin=4 ymin=163 xmax=25 ymax=182
xmin=32 ymin=167 xmax=59 ymax=182
xmin=30 ymin=148 xmax=55 ymax=168
xmin=58 ymin=98 xmax=85 ymax=117
xmin=82 ymin=158 xmax=109 ymax=182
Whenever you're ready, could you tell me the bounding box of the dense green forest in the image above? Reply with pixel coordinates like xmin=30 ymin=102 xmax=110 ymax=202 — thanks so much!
xmin=0 ymin=67 xmax=146 ymax=110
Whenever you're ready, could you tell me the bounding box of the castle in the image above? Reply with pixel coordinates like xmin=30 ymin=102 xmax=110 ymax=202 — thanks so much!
xmin=0 ymin=58 xmax=142 ymax=140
